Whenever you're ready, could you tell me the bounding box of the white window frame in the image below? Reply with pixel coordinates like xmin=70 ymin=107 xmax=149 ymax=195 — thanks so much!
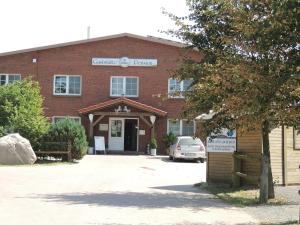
xmin=168 ymin=78 xmax=192 ymax=98
xmin=167 ymin=119 xmax=196 ymax=136
xmin=53 ymin=75 xmax=82 ymax=96
xmin=52 ymin=116 xmax=81 ymax=124
xmin=0 ymin=74 xmax=21 ymax=85
xmin=110 ymin=76 xmax=139 ymax=97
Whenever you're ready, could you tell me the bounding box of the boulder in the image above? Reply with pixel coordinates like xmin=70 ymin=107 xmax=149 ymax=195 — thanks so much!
xmin=0 ymin=133 xmax=37 ymax=165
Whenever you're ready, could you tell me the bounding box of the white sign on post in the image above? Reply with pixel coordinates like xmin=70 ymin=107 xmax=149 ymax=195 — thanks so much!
xmin=207 ymin=129 xmax=236 ymax=153
xmin=92 ymin=57 xmax=158 ymax=67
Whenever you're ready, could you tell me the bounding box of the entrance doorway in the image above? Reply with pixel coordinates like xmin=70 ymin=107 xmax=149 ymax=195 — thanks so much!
xmin=124 ymin=119 xmax=138 ymax=151
xmin=108 ymin=118 xmax=138 ymax=151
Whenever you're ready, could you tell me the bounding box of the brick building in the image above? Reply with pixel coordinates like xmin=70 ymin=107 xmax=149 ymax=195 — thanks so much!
xmin=0 ymin=33 xmax=199 ymax=154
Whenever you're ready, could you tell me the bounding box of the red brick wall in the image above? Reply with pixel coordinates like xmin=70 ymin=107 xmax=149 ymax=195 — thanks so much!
xmin=0 ymin=36 xmax=201 ymax=154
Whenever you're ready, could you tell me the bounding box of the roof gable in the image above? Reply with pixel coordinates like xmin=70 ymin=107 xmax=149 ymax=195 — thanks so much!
xmin=0 ymin=33 xmax=188 ymax=57
xmin=78 ymin=97 xmax=167 ymax=116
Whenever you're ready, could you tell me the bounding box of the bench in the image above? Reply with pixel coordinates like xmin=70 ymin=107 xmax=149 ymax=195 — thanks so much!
xmin=35 ymin=141 xmax=72 ymax=162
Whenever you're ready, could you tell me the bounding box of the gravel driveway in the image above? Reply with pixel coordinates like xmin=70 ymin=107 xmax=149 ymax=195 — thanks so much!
xmin=0 ymin=155 xmax=259 ymax=225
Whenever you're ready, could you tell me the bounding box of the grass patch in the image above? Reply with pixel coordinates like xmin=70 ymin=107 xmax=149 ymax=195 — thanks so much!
xmin=195 ymin=182 xmax=288 ymax=207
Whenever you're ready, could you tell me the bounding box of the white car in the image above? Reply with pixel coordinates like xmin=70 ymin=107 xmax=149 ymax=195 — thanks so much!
xmin=169 ymin=136 xmax=206 ymax=162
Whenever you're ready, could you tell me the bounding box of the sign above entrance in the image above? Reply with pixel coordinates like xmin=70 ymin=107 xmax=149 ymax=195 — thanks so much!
xmin=207 ymin=129 xmax=236 ymax=153
xmin=91 ymin=57 xmax=158 ymax=67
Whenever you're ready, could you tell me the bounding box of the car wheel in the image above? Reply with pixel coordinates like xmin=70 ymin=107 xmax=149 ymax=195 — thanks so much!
xmin=199 ymin=158 xmax=205 ymax=163
xmin=169 ymin=155 xmax=173 ymax=160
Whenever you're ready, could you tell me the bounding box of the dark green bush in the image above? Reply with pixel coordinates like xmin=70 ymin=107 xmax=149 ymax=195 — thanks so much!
xmin=0 ymin=126 xmax=5 ymax=137
xmin=162 ymin=132 xmax=177 ymax=148
xmin=41 ymin=118 xmax=88 ymax=159
xmin=39 ymin=142 xmax=69 ymax=151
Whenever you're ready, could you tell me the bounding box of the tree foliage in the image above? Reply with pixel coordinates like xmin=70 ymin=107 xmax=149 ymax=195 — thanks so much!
xmin=0 ymin=78 xmax=50 ymax=148
xmin=166 ymin=0 xmax=299 ymax=202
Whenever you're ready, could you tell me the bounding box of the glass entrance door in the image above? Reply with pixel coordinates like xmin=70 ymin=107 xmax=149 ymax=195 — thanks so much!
xmin=108 ymin=118 xmax=124 ymax=150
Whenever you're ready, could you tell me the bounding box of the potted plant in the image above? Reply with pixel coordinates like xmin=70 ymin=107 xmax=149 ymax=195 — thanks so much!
xmin=88 ymin=138 xmax=94 ymax=155
xmin=162 ymin=132 xmax=176 ymax=154
xmin=150 ymin=138 xmax=157 ymax=156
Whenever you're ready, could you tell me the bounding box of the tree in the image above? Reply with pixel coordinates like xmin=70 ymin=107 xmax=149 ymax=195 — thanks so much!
xmin=166 ymin=0 xmax=300 ymax=203
xmin=0 ymin=78 xmax=50 ymax=148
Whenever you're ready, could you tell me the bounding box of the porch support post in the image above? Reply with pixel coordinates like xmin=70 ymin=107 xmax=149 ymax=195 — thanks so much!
xmin=149 ymin=115 xmax=156 ymax=140
xmin=151 ymin=123 xmax=155 ymax=139
xmin=88 ymin=114 xmax=94 ymax=140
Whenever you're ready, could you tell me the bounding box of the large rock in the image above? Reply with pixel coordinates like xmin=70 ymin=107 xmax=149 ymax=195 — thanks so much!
xmin=0 ymin=133 xmax=37 ymax=165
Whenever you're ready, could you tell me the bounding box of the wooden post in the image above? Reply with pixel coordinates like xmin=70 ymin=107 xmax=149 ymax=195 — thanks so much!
xmin=67 ymin=140 xmax=72 ymax=162
xmin=151 ymin=123 xmax=155 ymax=139
xmin=282 ymin=126 xmax=288 ymax=186
xmin=89 ymin=119 xmax=93 ymax=140
xmin=233 ymin=153 xmax=241 ymax=188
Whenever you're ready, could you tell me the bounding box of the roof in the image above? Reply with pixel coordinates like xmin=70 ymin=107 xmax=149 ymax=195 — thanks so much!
xmin=78 ymin=97 xmax=168 ymax=116
xmin=0 ymin=33 xmax=188 ymax=57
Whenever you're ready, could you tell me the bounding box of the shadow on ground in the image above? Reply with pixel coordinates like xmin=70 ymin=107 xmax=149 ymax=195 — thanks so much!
xmin=27 ymin=187 xmax=230 ymax=210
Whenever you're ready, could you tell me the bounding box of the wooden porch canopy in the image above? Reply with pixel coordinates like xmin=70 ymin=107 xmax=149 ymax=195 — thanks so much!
xmin=78 ymin=97 xmax=167 ymax=139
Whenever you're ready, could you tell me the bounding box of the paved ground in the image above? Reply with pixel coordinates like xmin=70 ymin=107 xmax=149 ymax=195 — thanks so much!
xmin=0 ymin=155 xmax=298 ymax=225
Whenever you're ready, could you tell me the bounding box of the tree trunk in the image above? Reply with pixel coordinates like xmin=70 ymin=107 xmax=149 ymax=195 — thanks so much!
xmin=259 ymin=120 xmax=275 ymax=203
xmin=259 ymin=155 xmax=268 ymax=203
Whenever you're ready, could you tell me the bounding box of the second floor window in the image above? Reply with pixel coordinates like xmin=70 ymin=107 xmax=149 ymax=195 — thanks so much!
xmin=0 ymin=74 xmax=21 ymax=85
xmin=168 ymin=78 xmax=192 ymax=98
xmin=53 ymin=75 xmax=81 ymax=96
xmin=110 ymin=76 xmax=138 ymax=97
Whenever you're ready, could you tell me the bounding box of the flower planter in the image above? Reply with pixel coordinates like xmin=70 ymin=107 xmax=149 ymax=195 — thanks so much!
xmin=88 ymin=147 xmax=94 ymax=155
xmin=150 ymin=148 xmax=156 ymax=156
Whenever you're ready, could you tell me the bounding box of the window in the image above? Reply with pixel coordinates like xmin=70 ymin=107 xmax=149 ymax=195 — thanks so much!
xmin=182 ymin=120 xmax=195 ymax=136
xmin=168 ymin=120 xmax=181 ymax=136
xmin=168 ymin=119 xmax=195 ymax=136
xmin=110 ymin=76 xmax=138 ymax=97
xmin=52 ymin=116 xmax=81 ymax=124
xmin=53 ymin=75 xmax=81 ymax=95
xmin=0 ymin=74 xmax=21 ymax=85
xmin=168 ymin=79 xmax=192 ymax=98
xmin=294 ymin=128 xmax=300 ymax=150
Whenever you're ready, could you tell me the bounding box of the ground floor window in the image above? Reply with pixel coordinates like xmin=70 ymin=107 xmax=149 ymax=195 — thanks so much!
xmin=0 ymin=74 xmax=21 ymax=85
xmin=52 ymin=116 xmax=81 ymax=124
xmin=167 ymin=119 xmax=195 ymax=136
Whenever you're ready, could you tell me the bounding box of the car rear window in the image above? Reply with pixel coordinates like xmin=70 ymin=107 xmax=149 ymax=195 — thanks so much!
xmin=179 ymin=138 xmax=202 ymax=146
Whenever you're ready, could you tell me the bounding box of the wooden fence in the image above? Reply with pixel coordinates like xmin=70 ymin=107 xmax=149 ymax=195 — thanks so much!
xmin=232 ymin=152 xmax=261 ymax=187
xmin=35 ymin=141 xmax=72 ymax=162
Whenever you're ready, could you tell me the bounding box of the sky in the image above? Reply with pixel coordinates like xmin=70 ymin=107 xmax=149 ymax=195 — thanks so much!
xmin=0 ymin=0 xmax=190 ymax=53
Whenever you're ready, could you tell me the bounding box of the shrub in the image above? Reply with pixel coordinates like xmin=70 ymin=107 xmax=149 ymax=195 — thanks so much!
xmin=162 ymin=132 xmax=177 ymax=148
xmin=150 ymin=138 xmax=157 ymax=149
xmin=0 ymin=126 xmax=5 ymax=137
xmin=42 ymin=119 xmax=88 ymax=159
xmin=0 ymin=78 xmax=50 ymax=148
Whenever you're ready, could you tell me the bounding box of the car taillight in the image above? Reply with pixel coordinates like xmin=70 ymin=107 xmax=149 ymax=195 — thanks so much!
xmin=176 ymin=145 xmax=181 ymax=151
